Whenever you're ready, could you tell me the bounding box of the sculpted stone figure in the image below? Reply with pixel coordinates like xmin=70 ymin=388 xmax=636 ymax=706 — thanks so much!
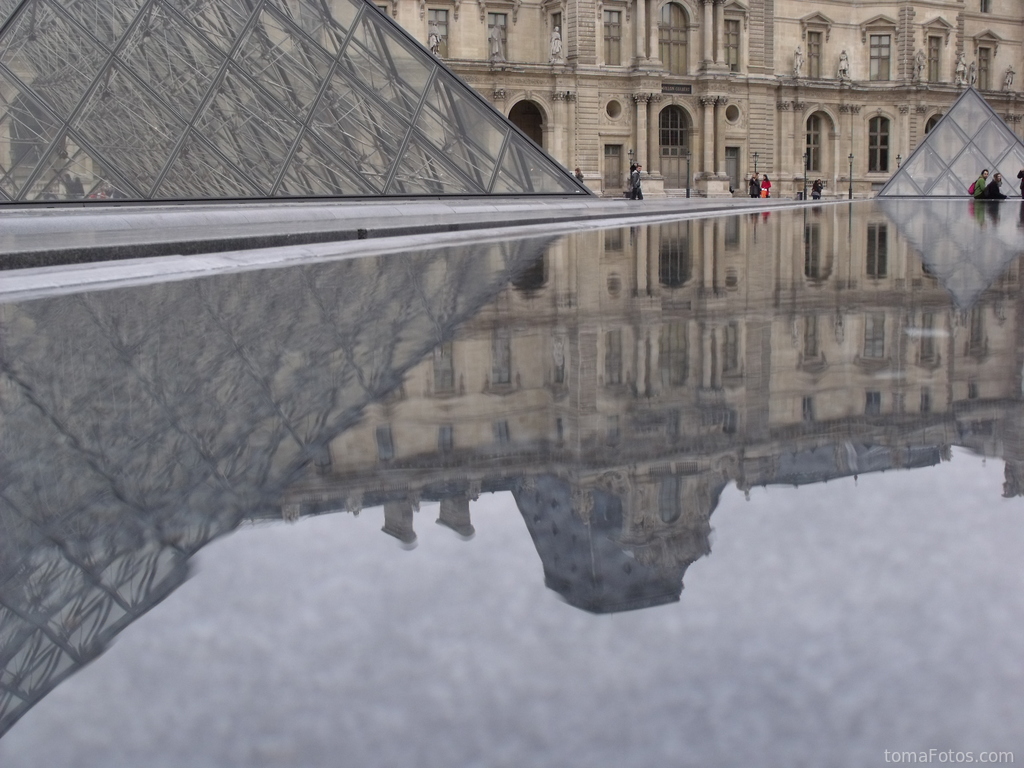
xmin=954 ymin=51 xmax=967 ymax=86
xmin=793 ymin=45 xmax=803 ymax=78
xmin=914 ymin=49 xmax=925 ymax=82
xmin=427 ymin=22 xmax=441 ymax=56
xmin=968 ymin=60 xmax=977 ymax=86
xmin=837 ymin=50 xmax=850 ymax=81
xmin=549 ymin=26 xmax=563 ymax=63
xmin=488 ymin=23 xmax=504 ymax=62
xmin=1004 ymin=66 xmax=1015 ymax=91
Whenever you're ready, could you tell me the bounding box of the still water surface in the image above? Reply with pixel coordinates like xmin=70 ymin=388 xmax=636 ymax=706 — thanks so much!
xmin=0 ymin=200 xmax=1022 ymax=766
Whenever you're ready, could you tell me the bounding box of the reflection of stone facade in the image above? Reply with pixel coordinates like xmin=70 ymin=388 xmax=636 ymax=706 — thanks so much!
xmin=383 ymin=0 xmax=1024 ymax=197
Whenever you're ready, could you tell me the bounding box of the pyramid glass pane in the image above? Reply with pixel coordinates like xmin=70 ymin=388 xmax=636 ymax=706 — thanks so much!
xmin=879 ymin=89 xmax=1024 ymax=198
xmin=0 ymin=0 xmax=586 ymax=202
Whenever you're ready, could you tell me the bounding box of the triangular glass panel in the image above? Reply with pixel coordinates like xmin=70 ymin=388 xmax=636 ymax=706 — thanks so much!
xmin=974 ymin=119 xmax=1013 ymax=161
xmin=948 ymin=90 xmax=991 ymax=139
xmin=900 ymin=145 xmax=944 ymax=193
xmin=997 ymin=145 xmax=1024 ymax=197
xmin=0 ymin=0 xmax=585 ymax=202
xmin=881 ymin=173 xmax=921 ymax=197
xmin=25 ymin=138 xmax=137 ymax=201
xmin=949 ymin=145 xmax=988 ymax=190
xmin=58 ymin=0 xmax=148 ymax=49
xmin=115 ymin=1 xmax=227 ymax=123
xmin=275 ymin=134 xmax=376 ymax=196
xmin=921 ymin=117 xmax=967 ymax=161
xmin=153 ymin=133 xmax=263 ymax=199
xmin=928 ymin=170 xmax=968 ymax=197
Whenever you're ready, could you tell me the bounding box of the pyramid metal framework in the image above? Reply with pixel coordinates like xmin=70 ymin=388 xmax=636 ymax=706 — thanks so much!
xmin=0 ymin=0 xmax=587 ymax=202
xmin=878 ymin=87 xmax=1024 ymax=198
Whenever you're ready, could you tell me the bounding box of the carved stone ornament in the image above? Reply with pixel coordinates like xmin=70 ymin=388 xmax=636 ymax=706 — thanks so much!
xmin=776 ymin=101 xmax=791 ymax=111
xmin=633 ymin=92 xmax=651 ymax=103
xmin=493 ymin=88 xmax=506 ymax=100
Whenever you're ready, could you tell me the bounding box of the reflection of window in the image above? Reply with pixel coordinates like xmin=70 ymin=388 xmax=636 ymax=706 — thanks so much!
xmin=804 ymin=223 xmax=824 ymax=278
xmin=978 ymin=47 xmax=991 ymax=90
xmin=433 ymin=342 xmax=454 ymax=393
xmin=807 ymin=31 xmax=821 ymax=78
xmin=376 ymin=425 xmax=394 ymax=460
xmin=802 ymin=396 xmax=815 ymax=422
xmin=427 ymin=9 xmax=449 ymax=57
xmin=658 ymin=221 xmax=690 ymax=287
xmin=604 ymin=10 xmax=621 ymax=65
xmin=869 ymin=34 xmax=891 ymax=80
xmin=658 ymin=476 xmax=682 ymax=523
xmin=604 ymin=228 xmax=624 ymax=251
xmin=722 ymin=322 xmax=739 ymax=374
xmin=659 ymin=322 xmax=688 ymax=386
xmin=605 ymin=329 xmax=623 ymax=385
xmin=867 ymin=224 xmax=887 ymax=277
xmin=492 ymin=330 xmax=511 ymax=385
xmin=494 ymin=420 xmax=510 ymax=444
xmin=864 ymin=314 xmax=885 ymax=358
xmin=513 ymin=256 xmax=545 ymax=292
xmin=968 ymin=381 xmax=979 ymax=399
xmin=806 ymin=114 xmax=822 ymax=172
xmin=868 ymin=117 xmax=889 ymax=172
xmin=804 ymin=315 xmax=819 ymax=358
xmin=927 ymin=36 xmax=941 ymax=82
xmin=865 ymin=391 xmax=882 ymax=415
xmin=969 ymin=306 xmax=985 ymax=355
xmin=438 ymin=424 xmax=454 ymax=453
xmin=659 ymin=3 xmax=688 ymax=75
xmin=724 ymin=19 xmax=740 ymax=71
xmin=725 ymin=216 xmax=740 ymax=248
xmin=920 ymin=312 xmax=936 ymax=361
xmin=920 ymin=388 xmax=931 ymax=413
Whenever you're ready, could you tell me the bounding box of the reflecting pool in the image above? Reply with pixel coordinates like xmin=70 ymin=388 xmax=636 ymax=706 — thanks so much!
xmin=1 ymin=200 xmax=1023 ymax=766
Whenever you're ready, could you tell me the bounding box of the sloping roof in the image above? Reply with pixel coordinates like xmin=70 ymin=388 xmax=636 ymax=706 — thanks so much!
xmin=0 ymin=0 xmax=587 ymax=202
xmin=878 ymin=87 xmax=1024 ymax=198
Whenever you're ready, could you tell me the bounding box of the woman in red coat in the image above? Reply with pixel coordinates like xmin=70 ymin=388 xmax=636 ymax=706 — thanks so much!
xmin=760 ymin=175 xmax=772 ymax=198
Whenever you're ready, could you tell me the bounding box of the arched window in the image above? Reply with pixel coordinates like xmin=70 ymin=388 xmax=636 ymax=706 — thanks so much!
xmin=658 ymin=221 xmax=691 ymax=287
xmin=868 ymin=116 xmax=889 ymax=173
xmin=806 ymin=114 xmax=822 ymax=172
xmin=659 ymin=3 xmax=688 ymax=76
xmin=659 ymin=106 xmax=690 ymax=188
xmin=508 ymin=101 xmax=544 ymax=147
xmin=924 ymin=114 xmax=940 ymax=134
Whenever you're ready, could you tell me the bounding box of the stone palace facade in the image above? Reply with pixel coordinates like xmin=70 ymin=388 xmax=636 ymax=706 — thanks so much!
xmin=382 ymin=0 xmax=1024 ymax=197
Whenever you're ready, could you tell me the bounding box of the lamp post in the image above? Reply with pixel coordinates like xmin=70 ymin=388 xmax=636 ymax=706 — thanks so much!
xmin=802 ymin=151 xmax=808 ymax=200
xmin=628 ymin=148 xmax=634 ymax=168
xmin=896 ymin=153 xmax=902 ymax=168
xmin=753 ymin=151 xmax=759 ymax=174
xmin=848 ymin=153 xmax=854 ymax=199
xmin=686 ymin=150 xmax=691 ymax=199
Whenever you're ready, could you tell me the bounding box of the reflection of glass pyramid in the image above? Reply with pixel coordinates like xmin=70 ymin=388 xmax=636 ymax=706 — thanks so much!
xmin=878 ymin=88 xmax=1024 ymax=198
xmin=877 ymin=198 xmax=1024 ymax=308
xmin=0 ymin=0 xmax=586 ymax=202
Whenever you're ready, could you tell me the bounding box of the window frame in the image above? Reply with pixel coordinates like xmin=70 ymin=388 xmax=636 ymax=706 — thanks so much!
xmin=603 ymin=9 xmax=622 ymax=66
xmin=869 ymin=33 xmax=891 ymax=81
xmin=806 ymin=30 xmax=822 ymax=79
xmin=723 ymin=18 xmax=740 ymax=72
xmin=927 ymin=35 xmax=942 ymax=82
xmin=868 ymin=116 xmax=890 ymax=173
xmin=659 ymin=3 xmax=689 ymax=76
xmin=978 ymin=46 xmax=991 ymax=90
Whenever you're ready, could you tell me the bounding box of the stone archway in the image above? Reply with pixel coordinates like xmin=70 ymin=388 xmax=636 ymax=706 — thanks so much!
xmin=509 ymin=100 xmax=544 ymax=148
xmin=659 ymin=105 xmax=692 ymax=189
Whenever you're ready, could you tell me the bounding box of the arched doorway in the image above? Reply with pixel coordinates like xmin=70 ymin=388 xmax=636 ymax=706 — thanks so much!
xmin=509 ymin=100 xmax=544 ymax=148
xmin=805 ymin=111 xmax=835 ymax=180
xmin=659 ymin=106 xmax=691 ymax=189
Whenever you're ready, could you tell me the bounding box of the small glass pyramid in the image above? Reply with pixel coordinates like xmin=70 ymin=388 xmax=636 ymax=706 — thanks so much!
xmin=0 ymin=0 xmax=586 ymax=202
xmin=878 ymin=88 xmax=1024 ymax=198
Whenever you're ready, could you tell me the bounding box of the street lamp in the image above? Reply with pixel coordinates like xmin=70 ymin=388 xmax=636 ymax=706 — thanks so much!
xmin=802 ymin=151 xmax=808 ymax=200
xmin=628 ymin=148 xmax=634 ymax=167
xmin=686 ymin=149 xmax=691 ymax=199
xmin=896 ymin=153 xmax=902 ymax=168
xmin=848 ymin=153 xmax=854 ymax=199
xmin=753 ymin=151 xmax=759 ymax=174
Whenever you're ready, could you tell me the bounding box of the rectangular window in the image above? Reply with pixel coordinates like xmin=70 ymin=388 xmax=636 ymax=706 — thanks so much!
xmin=803 ymin=315 xmax=819 ymax=358
xmin=927 ymin=36 xmax=941 ymax=82
xmin=438 ymin=424 xmax=454 ymax=453
xmin=978 ymin=47 xmax=991 ymax=90
xmin=492 ymin=329 xmax=511 ymax=385
xmin=427 ymin=9 xmax=449 ymax=58
xmin=866 ymin=224 xmax=888 ymax=277
xmin=865 ymin=391 xmax=882 ymax=416
xmin=604 ymin=228 xmax=624 ymax=251
xmin=604 ymin=10 xmax=621 ymax=66
xmin=868 ymin=117 xmax=890 ymax=172
xmin=864 ymin=314 xmax=886 ymax=359
xmin=920 ymin=388 xmax=932 ymax=413
xmin=487 ymin=13 xmax=507 ymax=56
xmin=806 ymin=115 xmax=822 ymax=172
xmin=980 ymin=0 xmax=991 ymax=12
xmin=920 ymin=312 xmax=936 ymax=362
xmin=432 ymin=341 xmax=454 ymax=393
xmin=969 ymin=306 xmax=985 ymax=354
xmin=807 ymin=31 xmax=822 ymax=78
xmin=375 ymin=425 xmax=394 ymax=460
xmin=869 ymin=34 xmax=891 ymax=81
xmin=659 ymin=322 xmax=688 ymax=386
xmin=802 ymin=396 xmax=815 ymax=423
xmin=724 ymin=19 xmax=740 ymax=72
xmin=493 ymin=420 xmax=510 ymax=444
xmin=722 ymin=322 xmax=739 ymax=374
xmin=605 ymin=329 xmax=622 ymax=385
xmin=804 ymin=223 xmax=822 ymax=278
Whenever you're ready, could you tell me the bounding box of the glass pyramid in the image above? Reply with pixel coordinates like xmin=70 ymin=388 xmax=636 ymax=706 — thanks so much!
xmin=0 ymin=0 xmax=586 ymax=202
xmin=878 ymin=88 xmax=1024 ymax=198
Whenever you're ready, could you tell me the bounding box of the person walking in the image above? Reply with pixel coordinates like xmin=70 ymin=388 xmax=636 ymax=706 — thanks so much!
xmin=630 ymin=163 xmax=644 ymax=200
xmin=984 ymin=172 xmax=1008 ymax=199
xmin=749 ymin=174 xmax=761 ymax=198
xmin=1017 ymin=168 xmax=1024 ymax=199
xmin=760 ymin=174 xmax=771 ymax=198
xmin=811 ymin=179 xmax=823 ymax=199
xmin=972 ymin=169 xmax=989 ymax=199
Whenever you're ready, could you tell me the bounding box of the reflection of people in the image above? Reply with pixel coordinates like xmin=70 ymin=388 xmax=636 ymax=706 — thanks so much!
xmin=955 ymin=51 xmax=967 ymax=86
xmin=549 ymin=26 xmax=563 ymax=63
xmin=837 ymin=50 xmax=850 ymax=81
xmin=488 ymin=24 xmax=504 ymax=62
xmin=427 ymin=22 xmax=441 ymax=56
xmin=793 ymin=45 xmax=803 ymax=78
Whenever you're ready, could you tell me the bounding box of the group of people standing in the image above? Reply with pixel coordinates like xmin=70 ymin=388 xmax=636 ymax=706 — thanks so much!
xmin=971 ymin=168 xmax=1024 ymax=200
xmin=748 ymin=173 xmax=771 ymax=198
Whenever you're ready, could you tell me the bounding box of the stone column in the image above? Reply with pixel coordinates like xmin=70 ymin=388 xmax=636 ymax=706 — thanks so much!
xmin=713 ymin=0 xmax=725 ymax=65
xmin=794 ymin=101 xmax=806 ymax=194
xmin=647 ymin=0 xmax=661 ymax=66
xmin=701 ymin=96 xmax=715 ymax=174
xmin=437 ymin=497 xmax=475 ymax=537
xmin=715 ymin=96 xmax=729 ymax=174
xmin=702 ymin=0 xmax=713 ymax=68
xmin=777 ymin=99 xmax=791 ymax=184
xmin=634 ymin=93 xmax=650 ymax=169
xmin=899 ymin=104 xmax=911 ymax=166
xmin=647 ymin=95 xmax=661 ymax=176
xmin=634 ymin=0 xmax=647 ymax=63
xmin=552 ymin=90 xmax=568 ymax=165
xmin=383 ymin=500 xmax=417 ymax=544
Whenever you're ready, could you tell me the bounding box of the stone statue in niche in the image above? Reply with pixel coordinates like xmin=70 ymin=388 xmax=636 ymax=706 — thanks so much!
xmin=1004 ymin=66 xmax=1015 ymax=91
xmin=549 ymin=26 xmax=563 ymax=63
xmin=914 ymin=49 xmax=926 ymax=82
xmin=427 ymin=22 xmax=441 ymax=56
xmin=837 ymin=50 xmax=850 ymax=81
xmin=954 ymin=51 xmax=968 ymax=86
xmin=968 ymin=60 xmax=977 ymax=86
xmin=793 ymin=45 xmax=803 ymax=78
xmin=488 ymin=23 xmax=505 ymax=62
